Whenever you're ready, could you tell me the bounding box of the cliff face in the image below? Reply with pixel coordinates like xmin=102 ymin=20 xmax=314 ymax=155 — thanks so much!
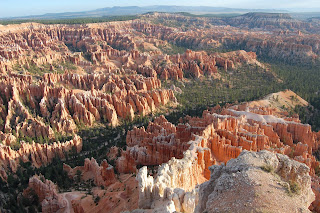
xmin=136 ymin=134 xmax=209 ymax=213
xmin=42 ymin=72 xmax=176 ymax=124
xmin=144 ymin=12 xmax=319 ymax=33
xmin=117 ymin=115 xmax=191 ymax=173
xmin=123 ymin=104 xmax=320 ymax=179
xmin=196 ymin=150 xmax=315 ymax=213
xmin=69 ymin=173 xmax=139 ymax=213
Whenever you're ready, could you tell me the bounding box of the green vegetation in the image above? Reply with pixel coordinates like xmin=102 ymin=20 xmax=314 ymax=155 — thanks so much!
xmin=58 ymin=61 xmax=77 ymax=71
xmin=157 ymin=44 xmax=188 ymax=55
xmin=267 ymin=61 xmax=320 ymax=102
xmin=0 ymin=15 xmax=139 ymax=25
xmin=279 ymin=179 xmax=301 ymax=196
xmin=288 ymin=181 xmax=301 ymax=195
xmin=0 ymin=156 xmax=78 ymax=212
xmin=146 ymin=16 xmax=320 ymax=128
xmin=9 ymin=129 xmax=72 ymax=150
xmin=165 ymin=64 xmax=280 ymax=123
xmin=162 ymin=57 xmax=320 ymax=131
xmin=293 ymin=105 xmax=320 ymax=131
xmin=1 ymin=161 xmax=41 ymax=212
xmin=267 ymin=61 xmax=320 ymax=131
xmin=154 ymin=34 xmax=320 ymax=130
xmin=145 ymin=12 xmax=239 ymax=30
xmin=260 ymin=164 xmax=274 ymax=173
xmin=72 ymin=115 xmax=150 ymax=168
xmin=9 ymin=140 xmax=21 ymax=150
xmin=13 ymin=60 xmax=74 ymax=77
xmin=315 ymin=165 xmax=320 ymax=177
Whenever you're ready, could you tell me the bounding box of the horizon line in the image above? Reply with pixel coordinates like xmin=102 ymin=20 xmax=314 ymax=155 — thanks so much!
xmin=1 ymin=5 xmax=320 ymax=19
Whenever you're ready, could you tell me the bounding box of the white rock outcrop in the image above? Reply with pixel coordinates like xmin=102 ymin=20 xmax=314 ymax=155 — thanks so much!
xmin=196 ymin=150 xmax=315 ymax=213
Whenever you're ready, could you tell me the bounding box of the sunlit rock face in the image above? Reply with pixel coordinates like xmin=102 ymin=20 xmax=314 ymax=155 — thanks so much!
xmin=129 ymin=92 xmax=320 ymax=212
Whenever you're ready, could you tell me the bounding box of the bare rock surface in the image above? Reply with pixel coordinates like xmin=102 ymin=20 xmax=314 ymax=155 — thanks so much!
xmin=196 ymin=150 xmax=315 ymax=213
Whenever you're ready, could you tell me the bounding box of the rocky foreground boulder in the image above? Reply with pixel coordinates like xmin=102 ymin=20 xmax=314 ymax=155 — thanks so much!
xmin=196 ymin=150 xmax=315 ymax=213
xmin=134 ymin=150 xmax=315 ymax=213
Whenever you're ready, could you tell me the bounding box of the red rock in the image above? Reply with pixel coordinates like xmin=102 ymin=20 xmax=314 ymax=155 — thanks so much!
xmin=0 ymin=135 xmax=82 ymax=178
xmin=64 ymin=157 xmax=116 ymax=187
xmin=23 ymin=175 xmax=66 ymax=213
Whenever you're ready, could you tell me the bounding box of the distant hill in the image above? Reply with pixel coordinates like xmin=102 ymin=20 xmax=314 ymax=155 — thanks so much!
xmin=241 ymin=12 xmax=292 ymax=19
xmin=1 ymin=5 xmax=289 ymax=20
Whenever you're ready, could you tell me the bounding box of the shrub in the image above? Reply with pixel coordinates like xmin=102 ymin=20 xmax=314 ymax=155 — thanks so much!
xmin=260 ymin=164 xmax=274 ymax=173
xmin=289 ymin=181 xmax=300 ymax=194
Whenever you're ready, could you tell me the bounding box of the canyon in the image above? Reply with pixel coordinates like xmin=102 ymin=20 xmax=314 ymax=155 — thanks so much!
xmin=0 ymin=11 xmax=320 ymax=213
xmin=124 ymin=93 xmax=320 ymax=212
xmin=20 ymin=91 xmax=320 ymax=212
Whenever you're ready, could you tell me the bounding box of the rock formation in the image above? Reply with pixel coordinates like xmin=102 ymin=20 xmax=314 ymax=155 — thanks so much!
xmin=63 ymin=157 xmax=116 ymax=187
xmin=0 ymin=72 xmax=176 ymax=138
xmin=143 ymin=13 xmax=320 ymax=63
xmin=0 ymin=135 xmax=82 ymax=180
xmin=127 ymin=92 xmax=320 ymax=212
xmin=69 ymin=173 xmax=139 ymax=213
xmin=226 ymin=12 xmax=312 ymax=31
xmin=23 ymin=175 xmax=67 ymax=213
xmin=196 ymin=150 xmax=315 ymax=213
xmin=5 ymin=90 xmax=319 ymax=213
xmin=0 ymin=20 xmax=266 ymax=79
xmin=0 ymin=70 xmax=176 ymax=181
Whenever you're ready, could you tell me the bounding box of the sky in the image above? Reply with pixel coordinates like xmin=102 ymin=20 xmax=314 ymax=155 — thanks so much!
xmin=0 ymin=0 xmax=320 ymax=18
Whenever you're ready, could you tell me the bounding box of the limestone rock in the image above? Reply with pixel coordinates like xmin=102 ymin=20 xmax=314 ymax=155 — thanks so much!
xmin=196 ymin=150 xmax=315 ymax=213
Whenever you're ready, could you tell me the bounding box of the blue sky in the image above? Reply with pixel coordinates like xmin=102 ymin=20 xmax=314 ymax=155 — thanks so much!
xmin=0 ymin=0 xmax=320 ymax=18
